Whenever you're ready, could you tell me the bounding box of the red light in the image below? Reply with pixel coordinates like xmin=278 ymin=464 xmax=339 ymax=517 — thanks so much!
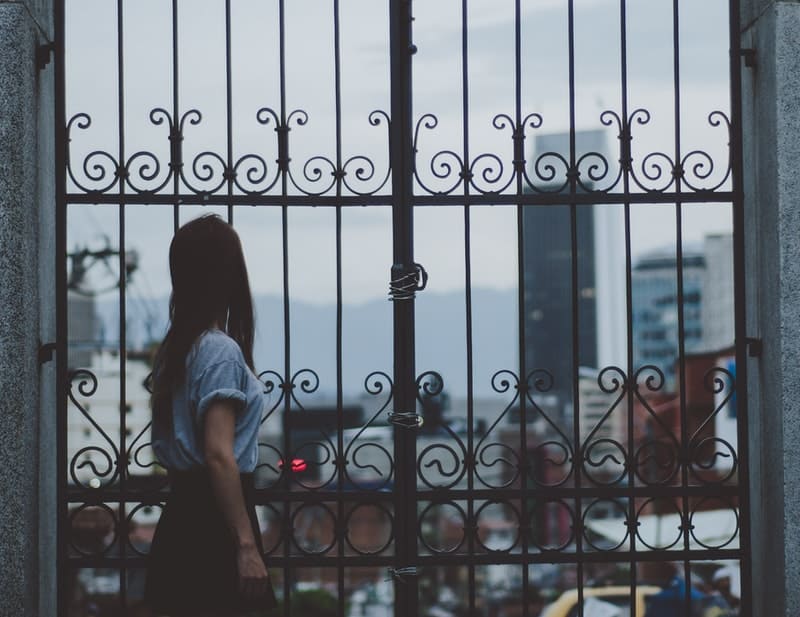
xmin=278 ymin=458 xmax=307 ymax=473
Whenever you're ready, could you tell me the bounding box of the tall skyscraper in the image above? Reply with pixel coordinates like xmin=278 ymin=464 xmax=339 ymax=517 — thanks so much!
xmin=631 ymin=248 xmax=706 ymax=386
xmin=522 ymin=130 xmax=625 ymax=414
xmin=523 ymin=199 xmax=596 ymax=404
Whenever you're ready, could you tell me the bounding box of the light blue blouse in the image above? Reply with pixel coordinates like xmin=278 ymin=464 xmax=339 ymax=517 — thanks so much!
xmin=152 ymin=329 xmax=265 ymax=472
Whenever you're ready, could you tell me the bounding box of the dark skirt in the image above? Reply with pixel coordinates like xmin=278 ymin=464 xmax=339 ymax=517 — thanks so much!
xmin=144 ymin=468 xmax=277 ymax=616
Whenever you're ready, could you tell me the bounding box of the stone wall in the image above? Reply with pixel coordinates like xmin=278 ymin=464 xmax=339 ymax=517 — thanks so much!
xmin=740 ymin=1 xmax=800 ymax=616
xmin=0 ymin=0 xmax=55 ymax=615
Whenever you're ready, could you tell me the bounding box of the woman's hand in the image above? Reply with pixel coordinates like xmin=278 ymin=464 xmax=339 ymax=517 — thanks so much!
xmin=236 ymin=543 xmax=271 ymax=598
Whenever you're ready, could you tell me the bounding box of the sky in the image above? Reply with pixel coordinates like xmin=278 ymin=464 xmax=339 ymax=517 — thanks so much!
xmin=64 ymin=0 xmax=735 ymax=307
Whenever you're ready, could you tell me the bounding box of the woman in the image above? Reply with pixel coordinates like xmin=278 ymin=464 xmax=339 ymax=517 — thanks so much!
xmin=144 ymin=214 xmax=276 ymax=616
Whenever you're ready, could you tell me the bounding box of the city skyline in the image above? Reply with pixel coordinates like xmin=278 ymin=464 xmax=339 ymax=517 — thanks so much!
xmin=77 ymin=225 xmax=735 ymax=405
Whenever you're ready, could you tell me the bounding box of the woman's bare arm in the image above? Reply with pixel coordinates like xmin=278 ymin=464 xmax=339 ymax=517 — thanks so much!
xmin=203 ymin=401 xmax=269 ymax=597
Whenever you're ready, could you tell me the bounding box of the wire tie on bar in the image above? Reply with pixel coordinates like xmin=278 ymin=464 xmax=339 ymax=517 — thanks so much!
xmin=388 ymin=262 xmax=428 ymax=301
xmin=385 ymin=566 xmax=418 ymax=582
xmin=387 ymin=411 xmax=424 ymax=429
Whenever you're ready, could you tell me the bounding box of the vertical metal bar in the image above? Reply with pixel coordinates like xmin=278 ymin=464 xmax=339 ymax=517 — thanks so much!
xmin=277 ymin=0 xmax=292 ymax=612
xmin=515 ymin=0 xmax=530 ymax=594
xmin=729 ymin=0 xmax=752 ymax=613
xmin=55 ymin=0 xmax=68 ymax=613
xmin=567 ymin=0 xmax=577 ymax=199
xmin=569 ymin=203 xmax=583 ymax=612
xmin=670 ymin=0 xmax=693 ymax=612
xmin=172 ymin=0 xmax=179 ymax=231
xmin=514 ymin=206 xmax=529 ymax=607
xmin=460 ymin=0 xmax=469 ymax=199
xmin=335 ymin=208 xmax=345 ymax=612
xmin=116 ymin=0 xmax=128 ymax=606
xmin=618 ymin=0 xmax=638 ymax=607
xmin=280 ymin=208 xmax=291 ymax=611
xmin=512 ymin=1 xmax=530 ymax=610
xmin=463 ymin=211 xmax=476 ymax=613
xmin=514 ymin=207 xmax=528 ymax=615
xmin=389 ymin=0 xmax=417 ymax=615
xmin=459 ymin=0 xmax=476 ymax=612
xmin=225 ymin=0 xmax=234 ymax=225
xmin=566 ymin=1 xmax=584 ymax=611
xmin=332 ymin=0 xmax=346 ymax=613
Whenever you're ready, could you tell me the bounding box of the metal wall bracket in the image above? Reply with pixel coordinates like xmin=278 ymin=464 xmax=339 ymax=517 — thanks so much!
xmin=744 ymin=337 xmax=762 ymax=358
xmin=39 ymin=342 xmax=57 ymax=365
xmin=387 ymin=410 xmax=424 ymax=429
xmin=36 ymin=42 xmax=55 ymax=71
xmin=740 ymin=48 xmax=756 ymax=69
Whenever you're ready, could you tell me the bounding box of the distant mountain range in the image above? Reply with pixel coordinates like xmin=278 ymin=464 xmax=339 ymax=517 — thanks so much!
xmin=95 ymin=288 xmax=520 ymax=397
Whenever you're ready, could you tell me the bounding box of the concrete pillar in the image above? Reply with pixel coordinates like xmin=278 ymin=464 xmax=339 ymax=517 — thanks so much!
xmin=0 ymin=0 xmax=55 ymax=615
xmin=740 ymin=1 xmax=800 ymax=616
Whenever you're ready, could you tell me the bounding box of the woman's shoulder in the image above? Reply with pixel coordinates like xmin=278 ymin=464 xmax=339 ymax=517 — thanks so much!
xmin=190 ymin=329 xmax=246 ymax=371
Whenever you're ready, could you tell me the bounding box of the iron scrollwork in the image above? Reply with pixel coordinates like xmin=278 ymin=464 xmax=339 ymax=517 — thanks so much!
xmin=344 ymin=371 xmax=395 ymax=491
xmin=524 ymin=369 xmax=574 ymax=488
xmin=66 ymin=103 xmax=730 ymax=200
xmin=283 ymin=369 xmax=340 ymax=491
xmin=68 ymin=369 xmax=120 ymax=489
xmin=415 ymin=371 xmax=468 ymax=491
xmin=411 ymin=108 xmax=732 ymax=196
xmin=66 ymin=107 xmax=392 ymax=198
xmin=473 ymin=370 xmax=525 ymax=490
xmin=254 ymin=369 xmax=397 ymax=492
xmin=688 ymin=366 xmax=738 ymax=485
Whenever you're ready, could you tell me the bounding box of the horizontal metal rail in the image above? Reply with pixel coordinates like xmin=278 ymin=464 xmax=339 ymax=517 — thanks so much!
xmin=65 ymin=483 xmax=742 ymax=504
xmin=64 ymin=191 xmax=736 ymax=207
xmin=65 ymin=548 xmax=745 ymax=570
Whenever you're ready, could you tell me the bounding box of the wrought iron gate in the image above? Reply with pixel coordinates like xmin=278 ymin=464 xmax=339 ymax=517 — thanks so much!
xmin=56 ymin=0 xmax=751 ymax=615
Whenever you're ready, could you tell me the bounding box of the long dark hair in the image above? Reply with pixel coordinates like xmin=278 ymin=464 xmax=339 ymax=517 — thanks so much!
xmin=151 ymin=214 xmax=255 ymax=430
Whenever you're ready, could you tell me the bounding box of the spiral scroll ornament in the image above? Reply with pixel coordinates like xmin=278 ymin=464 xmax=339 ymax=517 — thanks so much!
xmin=252 ymin=369 xmax=289 ymax=488
xmin=343 ymin=371 xmax=395 ymax=491
xmin=283 ymin=369 xmax=340 ymax=491
xmin=580 ymin=366 xmax=630 ymax=486
xmin=688 ymin=366 xmax=738 ymax=485
xmin=473 ymin=370 xmax=523 ymax=490
xmin=631 ymin=365 xmax=681 ymax=486
xmin=408 ymin=107 xmax=731 ymax=197
xmin=525 ymin=369 xmax=575 ymax=487
xmin=68 ymin=370 xmax=120 ymax=489
xmin=67 ymin=107 xmax=392 ymax=198
xmin=416 ymin=371 xmax=468 ymax=490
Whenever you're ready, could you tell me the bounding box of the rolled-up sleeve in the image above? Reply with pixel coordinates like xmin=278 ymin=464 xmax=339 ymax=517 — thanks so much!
xmin=194 ymin=360 xmax=248 ymax=425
